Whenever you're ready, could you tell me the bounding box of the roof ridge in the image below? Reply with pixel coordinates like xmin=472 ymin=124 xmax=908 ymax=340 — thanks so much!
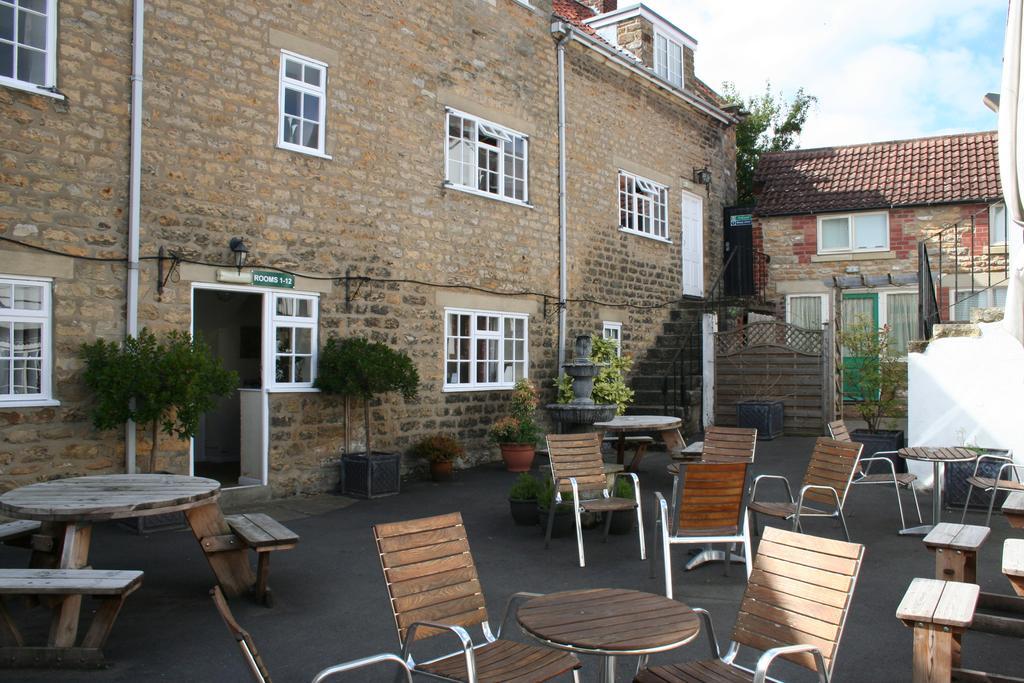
xmin=761 ymin=129 xmax=997 ymax=159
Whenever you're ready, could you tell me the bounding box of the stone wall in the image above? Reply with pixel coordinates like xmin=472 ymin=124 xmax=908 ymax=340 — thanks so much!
xmin=0 ymin=0 xmax=736 ymax=495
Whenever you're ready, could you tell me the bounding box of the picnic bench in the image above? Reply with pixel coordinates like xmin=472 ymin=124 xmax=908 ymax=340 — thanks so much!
xmin=923 ymin=523 xmax=990 ymax=583
xmin=897 ymin=578 xmax=980 ymax=683
xmin=1004 ymin=492 xmax=1024 ymax=529
xmin=223 ymin=513 xmax=299 ymax=606
xmin=0 ymin=569 xmax=142 ymax=667
xmin=1005 ymin=539 xmax=1024 ymax=598
xmin=0 ymin=520 xmax=48 ymax=552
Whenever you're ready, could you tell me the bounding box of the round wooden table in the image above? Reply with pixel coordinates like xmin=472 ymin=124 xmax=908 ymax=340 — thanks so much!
xmin=0 ymin=474 xmax=255 ymax=648
xmin=898 ymin=447 xmax=977 ymax=536
xmin=517 ymin=588 xmax=700 ymax=683
xmin=593 ymin=415 xmax=684 ymax=472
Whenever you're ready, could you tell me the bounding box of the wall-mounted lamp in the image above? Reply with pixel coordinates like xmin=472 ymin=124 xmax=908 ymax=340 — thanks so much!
xmin=693 ymin=167 xmax=712 ymax=188
xmin=229 ymin=237 xmax=249 ymax=272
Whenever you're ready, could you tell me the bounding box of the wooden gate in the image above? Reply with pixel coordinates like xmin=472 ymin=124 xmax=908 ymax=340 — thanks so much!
xmin=713 ymin=321 xmax=833 ymax=435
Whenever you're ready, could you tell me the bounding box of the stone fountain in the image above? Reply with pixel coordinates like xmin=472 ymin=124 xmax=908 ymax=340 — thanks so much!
xmin=546 ymin=335 xmax=617 ymax=430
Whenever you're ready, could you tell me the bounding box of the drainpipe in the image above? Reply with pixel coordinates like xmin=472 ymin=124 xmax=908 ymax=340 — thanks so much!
xmin=125 ymin=0 xmax=145 ymax=474
xmin=553 ymin=22 xmax=574 ymax=372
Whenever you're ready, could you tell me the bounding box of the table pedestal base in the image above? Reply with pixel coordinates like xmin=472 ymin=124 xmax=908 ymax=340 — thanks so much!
xmin=900 ymin=524 xmax=936 ymax=537
xmin=685 ymin=548 xmax=747 ymax=570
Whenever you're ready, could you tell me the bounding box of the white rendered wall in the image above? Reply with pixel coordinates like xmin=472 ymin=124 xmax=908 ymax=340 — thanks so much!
xmin=907 ymin=322 xmax=1024 ymax=488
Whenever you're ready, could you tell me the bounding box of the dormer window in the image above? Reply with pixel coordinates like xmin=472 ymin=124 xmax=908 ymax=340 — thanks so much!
xmin=654 ymin=31 xmax=683 ymax=88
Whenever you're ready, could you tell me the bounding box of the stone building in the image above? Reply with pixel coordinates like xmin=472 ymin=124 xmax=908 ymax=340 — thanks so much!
xmin=0 ymin=0 xmax=737 ymax=495
xmin=752 ymin=131 xmax=1005 ymax=357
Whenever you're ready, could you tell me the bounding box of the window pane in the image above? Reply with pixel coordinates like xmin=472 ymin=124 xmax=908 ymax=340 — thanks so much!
xmin=276 ymin=297 xmax=294 ymax=316
xmin=17 ymin=45 xmax=45 ymax=85
xmin=14 ymin=284 xmax=41 ymax=310
xmin=446 ymin=361 xmax=459 ymax=384
xmin=303 ymin=64 xmax=320 ymax=86
xmin=276 ymin=327 xmax=292 ymax=353
xmin=12 ymin=358 xmax=39 ymax=394
xmin=21 ymin=0 xmax=47 ymax=13
xmin=13 ymin=323 xmax=41 ymax=356
xmin=303 ymin=93 xmax=319 ymax=121
xmin=991 ymin=204 xmax=1007 ymax=245
xmin=789 ymin=296 xmax=822 ymax=330
xmin=284 ymin=88 xmax=300 ymax=116
xmin=887 ymin=293 xmax=917 ymax=355
xmin=0 ymin=43 xmax=11 ymax=79
xmin=854 ymin=214 xmax=888 ymax=249
xmin=294 ymin=356 xmax=310 ymax=383
xmin=294 ymin=327 xmax=311 ymax=354
xmin=295 ymin=298 xmax=311 ymax=317
xmin=820 ymin=217 xmax=850 ymax=250
xmin=285 ymin=59 xmax=302 ymax=80
xmin=994 ymin=287 xmax=1008 ymax=308
xmin=283 ymin=116 xmax=300 ymax=144
xmin=0 ymin=284 xmax=11 ymax=309
xmin=0 ymin=322 xmax=9 ymax=356
xmin=18 ymin=8 xmax=46 ymax=49
xmin=0 ymin=5 xmax=13 ymax=42
xmin=275 ymin=356 xmax=291 ymax=383
xmin=0 ymin=359 xmax=8 ymax=394
xmin=301 ymin=121 xmax=318 ymax=148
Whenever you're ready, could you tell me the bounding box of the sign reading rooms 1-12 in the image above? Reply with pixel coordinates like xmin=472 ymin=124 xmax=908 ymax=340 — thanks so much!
xmin=252 ymin=271 xmax=295 ymax=289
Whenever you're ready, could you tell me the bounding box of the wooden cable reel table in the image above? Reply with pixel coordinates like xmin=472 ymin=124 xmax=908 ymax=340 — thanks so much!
xmin=593 ymin=415 xmax=685 ymax=472
xmin=517 ymin=588 xmax=700 ymax=683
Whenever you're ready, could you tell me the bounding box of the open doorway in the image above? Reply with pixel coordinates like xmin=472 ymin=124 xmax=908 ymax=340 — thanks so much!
xmin=193 ymin=289 xmax=263 ymax=487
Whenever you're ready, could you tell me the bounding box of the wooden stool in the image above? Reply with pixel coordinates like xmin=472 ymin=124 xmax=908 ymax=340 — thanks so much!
xmin=923 ymin=523 xmax=989 ymax=583
xmin=897 ymin=578 xmax=979 ymax=683
xmin=224 ymin=513 xmax=299 ymax=607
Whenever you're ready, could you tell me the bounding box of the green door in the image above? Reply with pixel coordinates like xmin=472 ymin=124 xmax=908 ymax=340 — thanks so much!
xmin=841 ymin=293 xmax=878 ymax=400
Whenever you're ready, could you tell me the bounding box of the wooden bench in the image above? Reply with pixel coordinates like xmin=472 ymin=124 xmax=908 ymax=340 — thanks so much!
xmin=923 ymin=523 xmax=990 ymax=583
xmin=223 ymin=513 xmax=298 ymax=607
xmin=1003 ymin=492 xmax=1024 ymax=529
xmin=0 ymin=568 xmax=142 ymax=667
xmin=0 ymin=520 xmax=46 ymax=551
xmin=1005 ymin=539 xmax=1024 ymax=598
xmin=897 ymin=578 xmax=979 ymax=683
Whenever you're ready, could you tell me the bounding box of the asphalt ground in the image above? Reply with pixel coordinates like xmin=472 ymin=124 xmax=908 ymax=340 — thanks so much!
xmin=2 ymin=435 xmax=1021 ymax=682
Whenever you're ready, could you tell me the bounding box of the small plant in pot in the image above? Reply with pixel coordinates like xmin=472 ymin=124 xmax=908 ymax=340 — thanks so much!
xmin=508 ymin=473 xmax=542 ymax=526
xmin=411 ymin=434 xmax=463 ymax=482
xmin=537 ymin=477 xmax=574 ymax=538
xmin=839 ymin=319 xmax=907 ymax=470
xmin=315 ymin=336 xmax=420 ymax=498
xmin=488 ymin=378 xmax=540 ymax=472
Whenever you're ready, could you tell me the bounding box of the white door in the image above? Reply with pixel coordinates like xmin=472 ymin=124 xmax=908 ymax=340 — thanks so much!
xmin=681 ymin=191 xmax=704 ymax=297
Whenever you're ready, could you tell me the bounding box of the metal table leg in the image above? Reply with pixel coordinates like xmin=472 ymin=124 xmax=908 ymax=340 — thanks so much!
xmin=601 ymin=654 xmax=617 ymax=683
xmin=900 ymin=461 xmax=941 ymax=536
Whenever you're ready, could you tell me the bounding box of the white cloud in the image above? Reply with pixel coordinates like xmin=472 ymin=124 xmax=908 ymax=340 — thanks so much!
xmin=644 ymin=0 xmax=1005 ymax=147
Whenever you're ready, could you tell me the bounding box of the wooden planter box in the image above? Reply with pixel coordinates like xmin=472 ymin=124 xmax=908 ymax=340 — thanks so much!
xmin=341 ymin=452 xmax=400 ymax=499
xmin=735 ymin=400 xmax=784 ymax=440
xmin=850 ymin=429 xmax=906 ymax=473
xmin=944 ymin=448 xmax=1013 ymax=510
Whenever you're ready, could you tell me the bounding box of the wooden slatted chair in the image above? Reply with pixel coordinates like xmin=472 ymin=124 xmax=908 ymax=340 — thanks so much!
xmin=636 ymin=526 xmax=865 ymax=683
xmin=211 ymin=586 xmax=413 ymax=683
xmin=828 ymin=419 xmax=922 ymax=531
xmin=959 ymin=450 xmax=1024 ymax=527
xmin=545 ymin=432 xmax=645 ymax=568
xmin=748 ymin=437 xmax=863 ymax=541
xmin=652 ymin=460 xmax=754 ymax=598
xmin=373 ymin=512 xmax=581 ymax=683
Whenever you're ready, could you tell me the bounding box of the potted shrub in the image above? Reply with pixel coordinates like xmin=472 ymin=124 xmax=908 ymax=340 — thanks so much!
xmin=590 ymin=334 xmax=635 ymax=415
xmin=411 ymin=434 xmax=463 ymax=482
xmin=607 ymin=477 xmax=636 ymax=535
xmin=537 ymin=477 xmax=574 ymax=537
xmin=839 ymin=320 xmax=907 ymax=470
xmin=508 ymin=472 xmax=542 ymax=525
xmin=488 ymin=378 xmax=540 ymax=472
xmin=315 ymin=337 xmax=420 ymax=498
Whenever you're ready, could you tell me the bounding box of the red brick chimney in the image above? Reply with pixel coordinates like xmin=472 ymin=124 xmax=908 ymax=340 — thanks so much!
xmin=578 ymin=0 xmax=618 ymax=14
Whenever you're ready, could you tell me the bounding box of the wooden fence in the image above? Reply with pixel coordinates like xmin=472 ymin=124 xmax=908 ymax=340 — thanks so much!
xmin=713 ymin=321 xmax=832 ymax=435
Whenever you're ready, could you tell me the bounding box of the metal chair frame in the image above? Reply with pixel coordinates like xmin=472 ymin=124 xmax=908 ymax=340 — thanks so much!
xmin=827 ymin=419 xmax=922 ymax=531
xmin=960 ymin=452 xmax=1024 ymax=527
xmin=749 ymin=438 xmax=862 ymax=542
xmin=651 ymin=460 xmax=754 ymax=598
xmin=545 ymin=433 xmax=645 ymax=568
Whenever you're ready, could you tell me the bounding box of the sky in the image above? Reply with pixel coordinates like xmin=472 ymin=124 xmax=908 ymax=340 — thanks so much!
xmin=643 ymin=0 xmax=1009 ymax=148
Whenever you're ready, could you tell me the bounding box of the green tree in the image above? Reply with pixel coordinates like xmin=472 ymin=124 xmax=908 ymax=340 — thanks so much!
xmin=80 ymin=329 xmax=238 ymax=472
xmin=722 ymin=82 xmax=817 ymax=205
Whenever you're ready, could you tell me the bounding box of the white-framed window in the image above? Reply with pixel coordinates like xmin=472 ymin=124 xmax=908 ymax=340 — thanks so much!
xmin=444 ymin=308 xmax=528 ymax=391
xmin=270 ymin=294 xmax=317 ymax=388
xmin=619 ymin=170 xmax=669 ymax=240
xmin=0 ymin=0 xmax=58 ymax=94
xmin=445 ymin=108 xmax=529 ymax=205
xmin=277 ymin=50 xmax=328 ymax=157
xmin=654 ymin=31 xmax=683 ymax=89
xmin=0 ymin=276 xmax=52 ymax=405
xmin=817 ymin=211 xmax=889 ymax=254
xmin=602 ymin=321 xmax=622 ymax=357
xmin=990 ymin=202 xmax=1008 ymax=246
xmin=786 ymin=294 xmax=828 ymax=331
xmin=952 ymin=286 xmax=1006 ymax=322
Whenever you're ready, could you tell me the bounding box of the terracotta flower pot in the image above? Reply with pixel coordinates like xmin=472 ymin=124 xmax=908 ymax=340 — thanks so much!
xmin=430 ymin=460 xmax=453 ymax=482
xmin=499 ymin=443 xmax=535 ymax=472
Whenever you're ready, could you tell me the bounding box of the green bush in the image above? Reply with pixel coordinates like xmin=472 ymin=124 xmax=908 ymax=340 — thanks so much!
xmin=590 ymin=334 xmax=634 ymax=415
xmin=80 ymin=329 xmax=237 ymax=472
xmin=613 ymin=476 xmax=635 ymax=499
xmin=410 ymin=434 xmax=464 ymax=463
xmin=838 ymin=318 xmax=906 ymax=432
xmin=508 ymin=472 xmax=543 ymax=501
xmin=488 ymin=379 xmax=541 ymax=445
xmin=537 ymin=477 xmax=574 ymax=512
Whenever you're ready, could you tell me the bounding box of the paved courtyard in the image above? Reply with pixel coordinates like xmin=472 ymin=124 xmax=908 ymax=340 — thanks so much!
xmin=2 ymin=436 xmax=1021 ymax=682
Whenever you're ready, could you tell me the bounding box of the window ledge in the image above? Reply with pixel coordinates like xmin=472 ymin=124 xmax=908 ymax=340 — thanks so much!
xmin=989 ymin=244 xmax=1008 ymax=254
xmin=266 ymin=387 xmax=320 ymax=394
xmin=0 ymin=398 xmax=60 ymax=408
xmin=443 ymin=384 xmax=516 ymax=393
xmin=275 ymin=144 xmax=332 ymax=160
xmin=618 ymin=227 xmax=672 ymax=244
xmin=811 ymin=250 xmax=895 ymax=262
xmin=443 ymin=182 xmax=533 ymax=209
xmin=0 ymin=78 xmax=65 ymax=101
